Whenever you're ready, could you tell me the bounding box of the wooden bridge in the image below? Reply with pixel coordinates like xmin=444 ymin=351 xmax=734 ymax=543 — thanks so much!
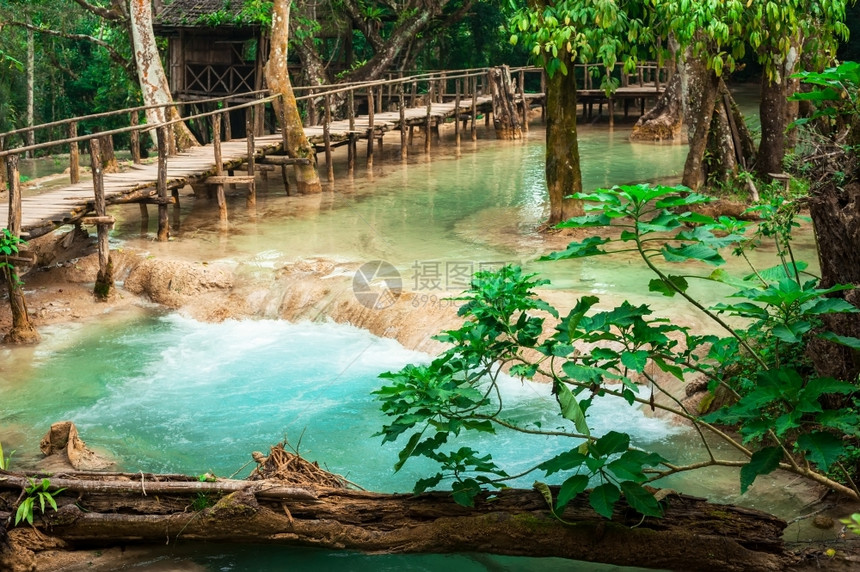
xmin=0 ymin=63 xmax=666 ymax=248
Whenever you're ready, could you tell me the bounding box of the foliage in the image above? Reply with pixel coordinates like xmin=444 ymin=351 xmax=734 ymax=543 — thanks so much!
xmin=0 ymin=440 xmax=13 ymax=470
xmin=0 ymin=228 xmax=26 ymax=286
xmin=790 ymin=61 xmax=860 ymax=131
xmin=843 ymin=513 xmax=860 ymax=535
xmin=14 ymin=478 xmax=66 ymax=526
xmin=377 ymin=183 xmax=860 ymax=518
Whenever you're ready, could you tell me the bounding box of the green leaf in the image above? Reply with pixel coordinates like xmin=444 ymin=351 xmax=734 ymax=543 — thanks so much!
xmin=620 ymin=350 xmax=649 ymax=372
xmin=592 ymin=431 xmax=630 ymax=457
xmin=540 ymin=237 xmax=611 ymax=261
xmin=539 ymin=449 xmax=589 ymax=476
xmin=414 ymin=473 xmax=443 ymax=494
xmin=620 ymin=481 xmax=663 ymax=517
xmin=648 ymin=275 xmax=689 ymax=297
xmin=818 ymin=332 xmax=860 ymax=350
xmin=556 ymin=474 xmax=590 ymax=511
xmin=740 ymin=447 xmax=783 ymax=494
xmin=796 ymin=432 xmax=845 ymax=470
xmin=394 ymin=432 xmax=423 ymax=472
xmin=589 ymin=482 xmax=620 ymax=519
xmin=662 ymin=243 xmax=725 ymax=265
xmin=556 ymin=381 xmax=590 ymax=436
xmin=452 ymin=478 xmax=481 ymax=507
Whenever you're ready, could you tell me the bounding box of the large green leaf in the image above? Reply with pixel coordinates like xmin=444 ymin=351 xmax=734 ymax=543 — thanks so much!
xmin=818 ymin=332 xmax=860 ymax=350
xmin=740 ymin=447 xmax=783 ymax=494
xmin=589 ymin=482 xmax=620 ymax=519
xmin=662 ymin=243 xmax=725 ymax=265
xmin=592 ymin=431 xmax=630 ymax=457
xmin=556 ymin=474 xmax=590 ymax=511
xmin=648 ymin=275 xmax=689 ymax=297
xmin=620 ymin=480 xmax=663 ymax=517
xmin=796 ymin=432 xmax=844 ymax=470
xmin=556 ymin=381 xmax=590 ymax=436
xmin=538 ymin=449 xmax=589 ymax=476
xmin=540 ymin=237 xmax=611 ymax=261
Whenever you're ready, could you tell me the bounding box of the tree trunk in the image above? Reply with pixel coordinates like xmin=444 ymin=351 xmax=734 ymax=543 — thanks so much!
xmin=757 ymin=76 xmax=788 ymax=177
xmin=128 ymin=0 xmax=198 ymax=151
xmin=805 ymin=180 xmax=860 ymax=383
xmin=3 ymin=155 xmax=40 ymax=345
xmin=681 ymin=56 xmax=720 ymax=191
xmin=489 ymin=66 xmax=522 ymax=140
xmin=264 ymin=0 xmax=322 ymax=194
xmin=630 ymin=69 xmax=684 ymax=142
xmin=0 ymin=470 xmax=790 ymax=571
xmin=545 ymin=60 xmax=584 ymax=225
xmin=25 ymin=24 xmax=34 ymax=158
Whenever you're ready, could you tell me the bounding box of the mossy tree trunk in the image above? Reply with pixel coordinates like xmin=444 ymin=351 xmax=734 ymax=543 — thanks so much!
xmin=545 ymin=53 xmax=584 ymax=225
xmin=264 ymin=0 xmax=322 ymax=194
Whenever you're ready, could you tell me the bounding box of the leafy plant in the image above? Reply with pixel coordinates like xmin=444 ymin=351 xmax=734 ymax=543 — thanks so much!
xmin=0 ymin=441 xmax=13 ymax=470
xmin=376 ymin=183 xmax=860 ymax=519
xmin=843 ymin=513 xmax=860 ymax=535
xmin=15 ymin=478 xmax=66 ymax=526
xmin=1 ymin=228 xmax=26 ymax=286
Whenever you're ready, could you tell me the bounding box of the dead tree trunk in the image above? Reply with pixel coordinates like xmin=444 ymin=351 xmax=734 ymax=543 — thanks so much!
xmin=630 ymin=69 xmax=684 ymax=142
xmin=264 ymin=0 xmax=322 ymax=194
xmin=489 ymin=66 xmax=522 ymax=140
xmin=0 ymin=469 xmax=790 ymax=571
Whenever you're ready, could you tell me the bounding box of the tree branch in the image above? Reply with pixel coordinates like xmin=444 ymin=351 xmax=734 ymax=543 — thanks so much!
xmin=9 ymin=20 xmax=134 ymax=76
xmin=70 ymin=0 xmax=126 ymax=22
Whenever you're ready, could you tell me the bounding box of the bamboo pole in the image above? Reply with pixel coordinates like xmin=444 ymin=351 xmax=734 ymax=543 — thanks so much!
xmin=88 ymin=138 xmax=113 ymax=300
xmin=130 ymin=112 xmax=141 ymax=165
xmin=324 ymin=94 xmax=334 ymax=182
xmin=156 ymin=127 xmax=169 ymax=241
xmin=246 ymin=105 xmax=257 ymax=206
xmin=212 ymin=114 xmax=226 ymax=221
xmin=69 ymin=122 xmax=80 ymax=185
xmin=366 ymin=87 xmax=375 ymax=169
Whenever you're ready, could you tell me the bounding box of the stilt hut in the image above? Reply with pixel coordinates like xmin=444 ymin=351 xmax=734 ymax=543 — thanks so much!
xmin=153 ymin=0 xmax=268 ymax=102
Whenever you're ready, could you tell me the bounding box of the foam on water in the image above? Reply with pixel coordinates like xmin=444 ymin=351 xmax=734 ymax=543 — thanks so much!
xmin=3 ymin=314 xmax=682 ymax=492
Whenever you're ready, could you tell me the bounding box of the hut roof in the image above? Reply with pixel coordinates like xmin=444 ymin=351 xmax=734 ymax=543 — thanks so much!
xmin=155 ymin=0 xmax=259 ymax=30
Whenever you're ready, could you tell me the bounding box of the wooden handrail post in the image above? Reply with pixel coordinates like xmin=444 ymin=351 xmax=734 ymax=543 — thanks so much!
xmin=376 ymin=85 xmax=383 ymax=114
xmin=454 ymin=78 xmax=461 ymax=147
xmin=410 ymin=80 xmax=418 ymax=108
xmin=399 ymin=83 xmax=407 ymax=160
xmin=211 ymin=115 xmax=226 ymax=221
xmin=366 ymin=87 xmax=375 ymax=169
xmin=156 ymin=126 xmax=169 ymax=241
xmin=471 ymin=75 xmax=478 ymax=141
xmin=246 ymin=104 xmax=257 ymax=206
xmin=88 ymin=138 xmax=114 ymax=300
xmin=223 ymin=102 xmax=232 ymax=141
xmin=130 ymin=112 xmax=141 ymax=165
xmin=540 ymin=69 xmax=547 ymax=123
xmin=323 ymin=93 xmax=334 ymax=182
xmin=519 ymin=69 xmax=529 ymax=133
xmin=0 ymin=138 xmax=6 ymax=190
xmin=425 ymin=81 xmax=433 ymax=153
xmin=348 ymin=89 xmax=356 ymax=175
xmin=69 ymin=122 xmax=80 ymax=184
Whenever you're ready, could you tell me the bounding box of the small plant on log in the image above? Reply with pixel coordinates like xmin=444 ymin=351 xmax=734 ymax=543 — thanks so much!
xmin=376 ymin=184 xmax=860 ymax=518
xmin=15 ymin=478 xmax=66 ymax=526
xmin=0 ymin=441 xmax=13 ymax=470
xmin=0 ymin=228 xmax=25 ymax=286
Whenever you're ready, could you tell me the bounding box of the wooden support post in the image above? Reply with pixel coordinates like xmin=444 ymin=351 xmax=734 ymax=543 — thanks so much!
xmin=399 ymin=84 xmax=407 ymax=160
xmin=130 ymin=112 xmax=141 ymax=165
xmin=246 ymin=105 xmax=256 ymax=206
xmin=276 ymin=104 xmax=291 ymax=195
xmin=471 ymin=76 xmax=478 ymax=141
xmin=168 ymin=123 xmax=176 ymax=156
xmin=324 ymin=94 xmax=334 ymax=182
xmin=410 ymin=81 xmax=418 ymax=108
xmin=519 ymin=69 xmax=529 ymax=133
xmin=171 ymin=188 xmax=181 ymax=230
xmin=609 ymin=98 xmax=615 ymax=128
xmin=425 ymin=82 xmax=433 ymax=153
xmin=439 ymin=73 xmax=446 ymax=102
xmin=366 ymin=88 xmax=375 ymax=168
xmin=139 ymin=203 xmax=148 ymax=236
xmin=223 ymin=102 xmax=232 ymax=141
xmin=348 ymin=89 xmax=356 ymax=175
xmin=156 ymin=126 xmax=169 ymax=241
xmin=376 ymin=85 xmax=383 ymax=114
xmin=454 ymin=79 xmax=461 ymax=147
xmin=0 ymin=138 xmax=5 ymax=191
xmin=3 ymin=153 xmax=39 ymax=343
xmin=88 ymin=138 xmax=113 ymax=300
xmin=540 ymin=70 xmax=546 ymax=123
xmin=212 ymin=115 xmax=226 ymax=221
xmin=69 ymin=122 xmax=80 ymax=185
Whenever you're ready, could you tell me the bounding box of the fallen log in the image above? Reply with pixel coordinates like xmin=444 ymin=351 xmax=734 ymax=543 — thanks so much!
xmin=0 ymin=468 xmax=791 ymax=571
